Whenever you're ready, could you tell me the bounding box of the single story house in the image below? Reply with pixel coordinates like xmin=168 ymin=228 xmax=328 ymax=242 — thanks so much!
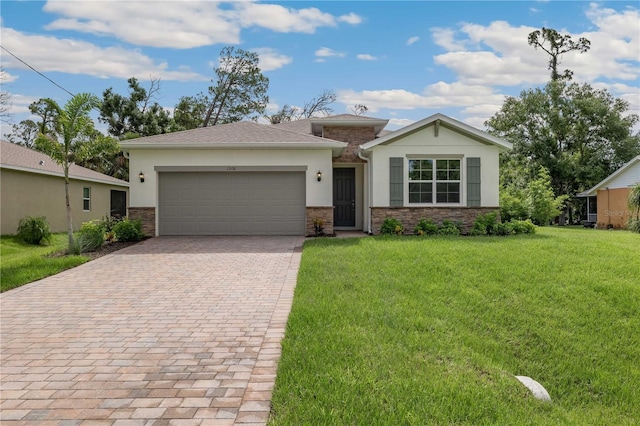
xmin=577 ymin=155 xmax=640 ymax=229
xmin=0 ymin=140 xmax=129 ymax=235
xmin=120 ymin=113 xmax=512 ymax=236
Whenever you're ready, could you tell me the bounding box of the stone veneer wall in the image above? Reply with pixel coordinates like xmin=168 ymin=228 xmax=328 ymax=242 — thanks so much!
xmin=324 ymin=126 xmax=376 ymax=163
xmin=128 ymin=207 xmax=156 ymax=237
xmin=371 ymin=207 xmax=500 ymax=235
xmin=306 ymin=206 xmax=334 ymax=236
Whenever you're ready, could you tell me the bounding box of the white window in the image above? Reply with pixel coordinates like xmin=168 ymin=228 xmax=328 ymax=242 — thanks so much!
xmin=83 ymin=187 xmax=91 ymax=211
xmin=408 ymin=159 xmax=461 ymax=204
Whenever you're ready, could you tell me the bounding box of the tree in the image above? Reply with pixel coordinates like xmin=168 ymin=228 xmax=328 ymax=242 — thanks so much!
xmin=525 ymin=167 xmax=568 ymax=225
xmin=172 ymin=95 xmax=208 ymax=131
xmin=0 ymin=67 xmax=11 ymax=123
xmin=265 ymin=90 xmax=339 ymax=124
xmin=201 ymin=46 xmax=269 ymax=127
xmin=628 ymin=184 xmax=640 ymax=233
xmin=487 ymin=80 xmax=640 ymax=222
xmin=99 ymin=77 xmax=172 ymax=138
xmin=351 ymin=104 xmax=369 ymax=116
xmin=299 ymin=89 xmax=336 ymax=118
xmin=528 ymin=27 xmax=590 ymax=81
xmin=6 ymin=119 xmax=39 ymax=148
xmin=34 ymin=93 xmax=118 ymax=251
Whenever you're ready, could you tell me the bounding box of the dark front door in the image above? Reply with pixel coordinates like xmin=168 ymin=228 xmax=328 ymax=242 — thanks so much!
xmin=110 ymin=190 xmax=127 ymax=218
xmin=333 ymin=168 xmax=356 ymax=227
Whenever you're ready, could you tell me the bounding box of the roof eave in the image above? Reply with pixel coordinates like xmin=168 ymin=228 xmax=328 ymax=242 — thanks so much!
xmin=120 ymin=141 xmax=348 ymax=150
xmin=1 ymin=164 xmax=129 ymax=187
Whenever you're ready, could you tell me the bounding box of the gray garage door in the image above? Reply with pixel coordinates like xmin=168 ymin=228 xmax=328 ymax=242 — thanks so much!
xmin=158 ymin=172 xmax=306 ymax=235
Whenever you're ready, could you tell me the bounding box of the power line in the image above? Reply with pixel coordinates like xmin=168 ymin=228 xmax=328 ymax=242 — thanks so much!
xmin=0 ymin=45 xmax=75 ymax=97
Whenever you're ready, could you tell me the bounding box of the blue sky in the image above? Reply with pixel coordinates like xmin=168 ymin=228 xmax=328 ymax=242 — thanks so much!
xmin=1 ymin=1 xmax=639 ymax=135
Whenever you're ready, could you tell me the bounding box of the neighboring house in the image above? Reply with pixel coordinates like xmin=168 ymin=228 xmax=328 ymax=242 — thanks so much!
xmin=577 ymin=155 xmax=640 ymax=229
xmin=120 ymin=113 xmax=511 ymax=236
xmin=0 ymin=140 xmax=129 ymax=235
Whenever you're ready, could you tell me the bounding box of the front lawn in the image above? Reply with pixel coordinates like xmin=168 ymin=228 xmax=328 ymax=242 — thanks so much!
xmin=1 ymin=234 xmax=88 ymax=292
xmin=270 ymin=227 xmax=639 ymax=425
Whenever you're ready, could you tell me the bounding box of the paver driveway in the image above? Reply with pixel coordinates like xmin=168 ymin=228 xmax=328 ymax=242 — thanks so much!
xmin=1 ymin=236 xmax=304 ymax=425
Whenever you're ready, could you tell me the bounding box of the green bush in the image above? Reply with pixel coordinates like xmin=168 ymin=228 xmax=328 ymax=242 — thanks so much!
xmin=16 ymin=216 xmax=52 ymax=245
xmin=509 ymin=219 xmax=536 ymax=234
xmin=380 ymin=217 xmax=404 ymax=235
xmin=113 ymin=218 xmax=144 ymax=241
xmin=77 ymin=220 xmax=105 ymax=252
xmin=494 ymin=222 xmax=514 ymax=236
xmin=627 ymin=218 xmax=640 ymax=234
xmin=414 ymin=218 xmax=439 ymax=236
xmin=471 ymin=212 xmax=499 ymax=236
xmin=437 ymin=219 xmax=461 ymax=236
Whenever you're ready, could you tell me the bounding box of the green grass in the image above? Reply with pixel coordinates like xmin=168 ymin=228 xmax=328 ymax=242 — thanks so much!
xmin=1 ymin=234 xmax=88 ymax=292
xmin=270 ymin=227 xmax=640 ymax=425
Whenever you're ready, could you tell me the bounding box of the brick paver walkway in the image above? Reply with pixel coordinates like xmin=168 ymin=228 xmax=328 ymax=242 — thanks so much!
xmin=1 ymin=236 xmax=304 ymax=425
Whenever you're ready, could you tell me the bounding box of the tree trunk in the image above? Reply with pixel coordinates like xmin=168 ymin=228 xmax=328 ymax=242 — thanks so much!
xmin=64 ymin=164 xmax=75 ymax=252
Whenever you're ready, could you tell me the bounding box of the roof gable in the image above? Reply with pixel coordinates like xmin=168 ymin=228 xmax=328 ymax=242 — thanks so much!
xmin=578 ymin=155 xmax=640 ymax=196
xmin=0 ymin=140 xmax=128 ymax=186
xmin=359 ymin=113 xmax=512 ymax=151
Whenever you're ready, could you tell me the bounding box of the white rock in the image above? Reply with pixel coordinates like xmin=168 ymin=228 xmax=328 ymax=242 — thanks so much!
xmin=515 ymin=375 xmax=552 ymax=402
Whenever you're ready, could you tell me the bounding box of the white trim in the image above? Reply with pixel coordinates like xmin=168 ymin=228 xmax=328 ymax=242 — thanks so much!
xmin=577 ymin=155 xmax=640 ymax=197
xmin=360 ymin=113 xmax=512 ymax=151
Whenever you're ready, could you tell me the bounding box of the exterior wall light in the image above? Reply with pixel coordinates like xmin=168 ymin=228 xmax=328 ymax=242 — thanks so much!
xmin=139 ymin=172 xmax=145 ymax=183
xmin=317 ymin=171 xmax=322 ymax=182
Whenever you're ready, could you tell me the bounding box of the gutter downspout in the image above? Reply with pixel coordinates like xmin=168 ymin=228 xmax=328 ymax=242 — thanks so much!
xmin=357 ymin=147 xmax=372 ymax=234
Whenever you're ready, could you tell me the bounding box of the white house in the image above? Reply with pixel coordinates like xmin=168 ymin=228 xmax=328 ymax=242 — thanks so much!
xmin=120 ymin=113 xmax=511 ymax=236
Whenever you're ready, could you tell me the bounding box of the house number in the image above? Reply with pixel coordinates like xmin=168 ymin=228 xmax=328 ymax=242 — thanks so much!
xmin=226 ymin=166 xmax=237 ymax=171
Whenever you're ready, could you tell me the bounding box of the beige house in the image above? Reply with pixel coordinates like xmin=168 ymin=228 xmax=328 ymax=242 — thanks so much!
xmin=1 ymin=140 xmax=129 ymax=235
xmin=578 ymin=155 xmax=640 ymax=229
xmin=121 ymin=113 xmax=511 ymax=236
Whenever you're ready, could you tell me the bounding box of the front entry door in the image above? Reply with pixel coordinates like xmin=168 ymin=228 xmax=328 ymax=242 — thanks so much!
xmin=333 ymin=168 xmax=356 ymax=227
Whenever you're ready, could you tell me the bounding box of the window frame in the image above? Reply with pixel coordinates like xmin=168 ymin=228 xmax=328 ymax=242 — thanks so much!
xmin=406 ymin=157 xmax=462 ymax=206
xmin=82 ymin=187 xmax=91 ymax=211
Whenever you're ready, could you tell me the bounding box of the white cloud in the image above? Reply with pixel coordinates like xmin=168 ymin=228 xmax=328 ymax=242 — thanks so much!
xmin=432 ymin=6 xmax=639 ymax=88
xmin=339 ymin=13 xmax=363 ymax=25
xmin=357 ymin=54 xmax=377 ymax=61
xmin=431 ymin=28 xmax=466 ymax=51
xmin=44 ymin=1 xmax=240 ymax=48
xmin=338 ymin=82 xmax=505 ymax=114
xmin=0 ymin=27 xmax=206 ymax=82
xmin=42 ymin=1 xmax=362 ymax=49
xmin=388 ymin=118 xmax=415 ymax=128
xmin=251 ymin=48 xmax=293 ymax=71
xmin=406 ymin=36 xmax=420 ymax=46
xmin=315 ymin=47 xmax=346 ymax=58
xmin=1 ymin=70 xmax=19 ymax=83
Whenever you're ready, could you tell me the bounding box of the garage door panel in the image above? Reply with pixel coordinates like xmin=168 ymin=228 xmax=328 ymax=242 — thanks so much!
xmin=159 ymin=172 xmax=305 ymax=236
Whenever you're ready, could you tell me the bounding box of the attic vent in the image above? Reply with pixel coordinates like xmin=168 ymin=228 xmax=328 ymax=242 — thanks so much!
xmin=39 ymin=160 xmax=45 ymax=165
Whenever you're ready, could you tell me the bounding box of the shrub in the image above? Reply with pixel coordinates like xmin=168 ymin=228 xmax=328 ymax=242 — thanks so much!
xmin=510 ymin=219 xmax=536 ymax=235
xmin=471 ymin=212 xmax=499 ymax=236
xmin=77 ymin=220 xmax=105 ymax=252
xmin=312 ymin=217 xmax=325 ymax=237
xmin=494 ymin=222 xmax=514 ymax=236
xmin=628 ymin=218 xmax=640 ymax=234
xmin=113 ymin=218 xmax=143 ymax=241
xmin=380 ymin=217 xmax=404 ymax=235
xmin=16 ymin=216 xmax=52 ymax=245
xmin=438 ymin=219 xmax=461 ymax=236
xmin=414 ymin=218 xmax=439 ymax=236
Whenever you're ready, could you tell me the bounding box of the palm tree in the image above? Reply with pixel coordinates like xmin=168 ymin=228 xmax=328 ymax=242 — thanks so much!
xmin=35 ymin=93 xmax=101 ymax=251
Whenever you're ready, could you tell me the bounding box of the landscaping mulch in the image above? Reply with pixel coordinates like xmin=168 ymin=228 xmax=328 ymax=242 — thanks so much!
xmin=84 ymin=240 xmax=142 ymax=260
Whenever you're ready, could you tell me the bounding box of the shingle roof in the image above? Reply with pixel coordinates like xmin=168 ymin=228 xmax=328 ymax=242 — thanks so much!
xmin=0 ymin=140 xmax=129 ymax=186
xmin=120 ymin=121 xmax=341 ymax=146
xmin=273 ymin=114 xmax=389 ymax=138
